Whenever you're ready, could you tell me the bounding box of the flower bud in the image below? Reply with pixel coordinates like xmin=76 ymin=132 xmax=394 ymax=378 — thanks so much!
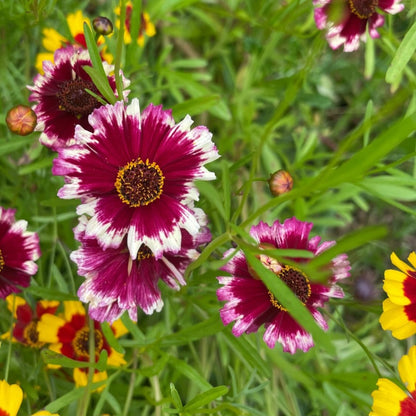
xmin=93 ymin=16 xmax=113 ymax=36
xmin=268 ymin=170 xmax=293 ymax=196
xmin=6 ymin=105 xmax=37 ymax=136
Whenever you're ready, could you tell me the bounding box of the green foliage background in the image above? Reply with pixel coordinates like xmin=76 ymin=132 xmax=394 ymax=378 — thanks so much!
xmin=1 ymin=0 xmax=416 ymax=414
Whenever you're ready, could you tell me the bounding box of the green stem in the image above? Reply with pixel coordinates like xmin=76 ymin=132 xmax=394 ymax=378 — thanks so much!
xmin=4 ymin=295 xmax=16 ymax=381
xmin=115 ymin=0 xmax=127 ymax=99
xmin=122 ymin=348 xmax=138 ymax=416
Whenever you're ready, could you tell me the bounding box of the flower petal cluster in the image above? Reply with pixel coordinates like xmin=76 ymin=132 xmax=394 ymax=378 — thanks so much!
xmin=0 ymin=207 xmax=40 ymax=299
xmin=72 ymin=211 xmax=211 ymax=322
xmin=37 ymin=300 xmax=127 ymax=387
xmin=313 ymin=0 xmax=404 ymax=52
xmin=379 ymin=252 xmax=416 ymax=339
xmin=0 ymin=380 xmax=23 ymax=416
xmin=28 ymin=46 xmax=128 ymax=151
xmin=53 ymin=98 xmax=219 ymax=260
xmin=4 ymin=295 xmax=59 ymax=348
xmin=35 ymin=10 xmax=113 ymax=73
xmin=217 ymin=217 xmax=350 ymax=353
xmin=115 ymin=2 xmax=156 ymax=46
xmin=370 ymin=345 xmax=416 ymax=415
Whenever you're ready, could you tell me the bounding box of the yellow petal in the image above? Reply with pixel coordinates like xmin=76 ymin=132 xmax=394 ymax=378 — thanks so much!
xmin=398 ymin=345 xmax=416 ymax=392
xmin=408 ymin=252 xmax=416 ymax=269
xmin=391 ymin=252 xmax=415 ymax=274
xmin=107 ymin=348 xmax=126 ymax=367
xmin=6 ymin=294 xmax=26 ymax=317
xmin=32 ymin=410 xmax=59 ymax=416
xmin=143 ymin=12 xmax=156 ymax=37
xmin=0 ymin=380 xmax=23 ymax=416
xmin=383 ymin=276 xmax=410 ymax=305
xmin=42 ymin=28 xmax=67 ymax=52
xmin=111 ymin=318 xmax=128 ymax=338
xmin=63 ymin=301 xmax=86 ymax=323
xmin=370 ymin=378 xmax=406 ymax=416
xmin=380 ymin=299 xmax=416 ymax=339
xmin=37 ymin=314 xmax=66 ymax=344
xmin=67 ymin=10 xmax=89 ymax=39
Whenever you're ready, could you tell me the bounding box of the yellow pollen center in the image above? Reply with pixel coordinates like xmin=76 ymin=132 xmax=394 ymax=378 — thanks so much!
xmin=0 ymin=249 xmax=4 ymax=272
xmin=115 ymin=158 xmax=165 ymax=207
xmin=23 ymin=321 xmax=43 ymax=348
xmin=72 ymin=327 xmax=104 ymax=359
xmin=137 ymin=244 xmax=153 ymax=261
xmin=348 ymin=0 xmax=378 ymax=18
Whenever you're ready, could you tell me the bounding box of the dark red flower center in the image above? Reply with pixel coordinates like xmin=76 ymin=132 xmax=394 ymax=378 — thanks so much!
xmin=348 ymin=0 xmax=378 ymax=19
xmin=23 ymin=321 xmax=43 ymax=348
xmin=0 ymin=249 xmax=4 ymax=272
xmin=399 ymin=390 xmax=416 ymax=415
xmin=57 ymin=78 xmax=101 ymax=118
xmin=72 ymin=327 xmax=104 ymax=360
xmin=137 ymin=244 xmax=153 ymax=261
xmin=115 ymin=158 xmax=165 ymax=207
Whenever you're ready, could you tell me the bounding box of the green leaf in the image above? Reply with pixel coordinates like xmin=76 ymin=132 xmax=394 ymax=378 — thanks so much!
xmin=244 ymin=250 xmax=335 ymax=353
xmin=183 ymin=385 xmax=229 ymax=412
xmin=18 ymin=155 xmax=54 ymax=175
xmin=171 ymin=94 xmax=222 ymax=119
xmin=26 ymin=285 xmax=78 ymax=301
xmin=83 ymin=66 xmax=116 ymax=105
xmin=386 ymin=20 xmax=416 ymax=89
xmin=170 ymin=383 xmax=184 ymax=410
xmin=0 ymin=137 xmax=34 ymax=156
xmin=41 ymin=349 xmax=108 ymax=370
xmin=101 ymin=322 xmax=125 ymax=354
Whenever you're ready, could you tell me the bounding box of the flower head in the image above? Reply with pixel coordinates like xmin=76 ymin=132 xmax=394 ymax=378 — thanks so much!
xmin=52 ymin=98 xmax=219 ymax=259
xmin=313 ymin=0 xmax=404 ymax=52
xmin=0 ymin=207 xmax=40 ymax=299
xmin=36 ymin=10 xmax=113 ymax=73
xmin=0 ymin=380 xmax=23 ymax=416
xmin=379 ymin=252 xmax=416 ymax=339
xmin=3 ymin=295 xmax=59 ymax=348
xmin=370 ymin=345 xmax=416 ymax=415
xmin=115 ymin=2 xmax=156 ymax=47
xmin=217 ymin=217 xmax=350 ymax=354
xmin=37 ymin=301 xmax=127 ymax=387
xmin=72 ymin=210 xmax=211 ymax=323
xmin=28 ymin=46 xmax=128 ymax=151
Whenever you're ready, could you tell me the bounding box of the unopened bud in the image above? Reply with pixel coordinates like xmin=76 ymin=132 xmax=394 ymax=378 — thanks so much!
xmin=6 ymin=105 xmax=37 ymax=136
xmin=268 ymin=170 xmax=293 ymax=196
xmin=93 ymin=16 xmax=113 ymax=36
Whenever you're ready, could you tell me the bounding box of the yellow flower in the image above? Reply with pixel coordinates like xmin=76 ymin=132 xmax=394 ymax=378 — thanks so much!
xmin=37 ymin=301 xmax=127 ymax=388
xmin=0 ymin=380 xmax=23 ymax=416
xmin=380 ymin=252 xmax=416 ymax=339
xmin=36 ymin=10 xmax=113 ymax=74
xmin=370 ymin=345 xmax=416 ymax=415
xmin=115 ymin=2 xmax=156 ymax=46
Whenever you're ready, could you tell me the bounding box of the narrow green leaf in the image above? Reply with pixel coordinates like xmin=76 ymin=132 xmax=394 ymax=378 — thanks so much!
xmin=170 ymin=383 xmax=183 ymax=410
xmin=0 ymin=137 xmax=34 ymax=156
xmin=101 ymin=322 xmax=125 ymax=354
xmin=222 ymin=160 xmax=231 ymax=222
xmin=26 ymin=286 xmax=77 ymax=301
xmin=83 ymin=66 xmax=116 ymax=104
xmin=18 ymin=155 xmax=54 ymax=175
xmin=386 ymin=20 xmax=416 ymax=88
xmin=83 ymin=21 xmax=107 ymax=80
xmin=167 ymin=355 xmax=212 ymax=390
xmin=171 ymin=94 xmax=221 ymax=119
xmin=244 ymin=250 xmax=335 ymax=353
xmin=183 ymin=386 xmax=229 ymax=411
xmin=121 ymin=313 xmax=146 ymax=343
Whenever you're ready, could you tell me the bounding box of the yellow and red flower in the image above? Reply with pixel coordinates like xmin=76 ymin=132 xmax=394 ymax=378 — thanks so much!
xmin=4 ymin=295 xmax=59 ymax=348
xmin=36 ymin=10 xmax=113 ymax=73
xmin=37 ymin=301 xmax=127 ymax=387
xmin=0 ymin=380 xmax=23 ymax=416
xmin=370 ymin=345 xmax=416 ymax=415
xmin=379 ymin=252 xmax=416 ymax=339
xmin=115 ymin=2 xmax=156 ymax=46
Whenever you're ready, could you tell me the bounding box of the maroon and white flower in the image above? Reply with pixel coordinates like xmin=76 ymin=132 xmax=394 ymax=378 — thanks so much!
xmin=313 ymin=0 xmax=404 ymax=52
xmin=53 ymin=98 xmax=219 ymax=259
xmin=72 ymin=211 xmax=211 ymax=323
xmin=0 ymin=207 xmax=41 ymax=298
xmin=28 ymin=45 xmax=129 ymax=151
xmin=217 ymin=217 xmax=350 ymax=354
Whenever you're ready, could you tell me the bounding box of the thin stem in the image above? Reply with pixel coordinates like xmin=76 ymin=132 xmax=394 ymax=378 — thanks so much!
xmin=122 ymin=348 xmax=138 ymax=416
xmin=115 ymin=0 xmax=127 ymax=99
xmin=4 ymin=295 xmax=16 ymax=381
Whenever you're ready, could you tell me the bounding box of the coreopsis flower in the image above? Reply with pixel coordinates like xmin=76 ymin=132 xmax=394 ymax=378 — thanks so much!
xmin=370 ymin=345 xmax=416 ymax=415
xmin=313 ymin=0 xmax=404 ymax=52
xmin=115 ymin=2 xmax=156 ymax=47
xmin=379 ymin=252 xmax=416 ymax=339
xmin=28 ymin=46 xmax=129 ymax=151
xmin=37 ymin=301 xmax=127 ymax=387
xmin=0 ymin=380 xmax=23 ymax=416
xmin=52 ymin=98 xmax=219 ymax=259
xmin=0 ymin=207 xmax=40 ymax=299
xmin=36 ymin=10 xmax=113 ymax=73
xmin=3 ymin=295 xmax=59 ymax=348
xmin=217 ymin=217 xmax=350 ymax=354
xmin=72 ymin=210 xmax=211 ymax=323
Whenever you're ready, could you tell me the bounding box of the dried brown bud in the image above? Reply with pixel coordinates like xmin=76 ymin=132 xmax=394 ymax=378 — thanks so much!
xmin=6 ymin=105 xmax=37 ymax=136
xmin=93 ymin=16 xmax=114 ymax=36
xmin=268 ymin=170 xmax=293 ymax=196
